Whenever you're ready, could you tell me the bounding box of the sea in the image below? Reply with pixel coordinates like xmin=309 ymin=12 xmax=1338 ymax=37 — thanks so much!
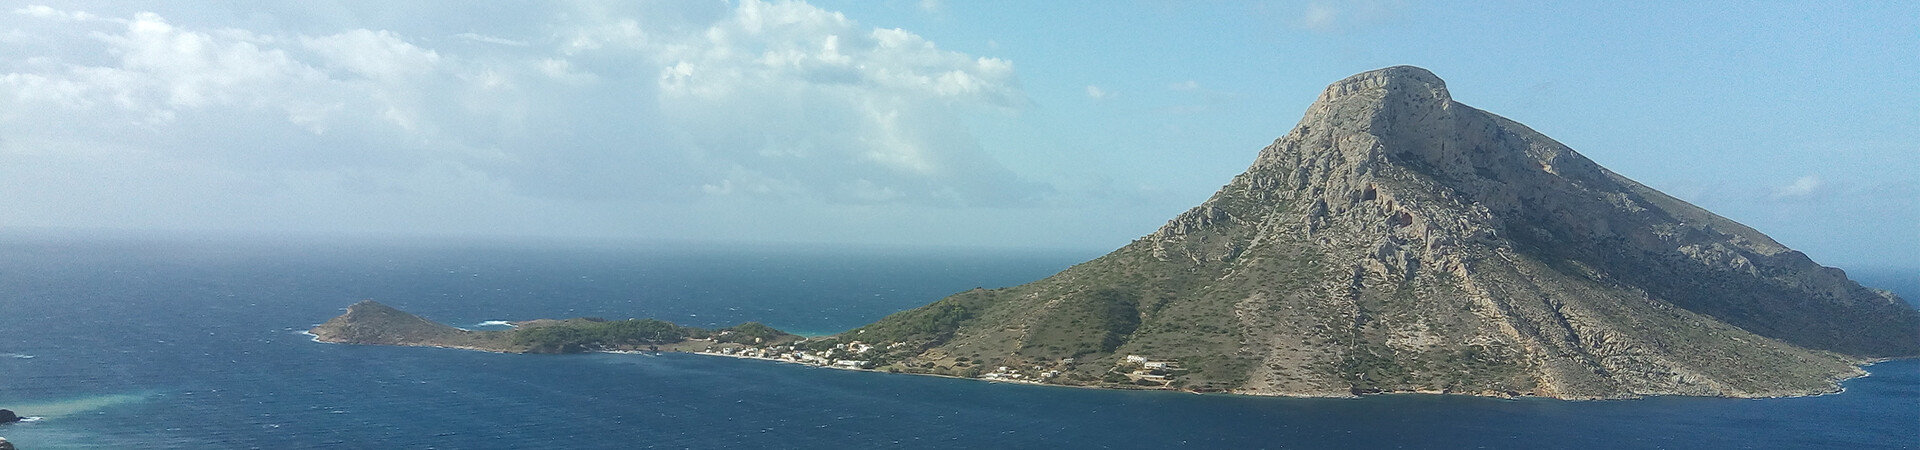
xmin=1 ymin=232 xmax=1915 ymax=449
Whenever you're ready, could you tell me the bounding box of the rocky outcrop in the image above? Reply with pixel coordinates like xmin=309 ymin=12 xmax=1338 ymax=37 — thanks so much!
xmin=0 ymin=409 xmax=15 ymax=423
xmin=310 ymin=300 xmax=529 ymax=352
xmin=312 ymin=300 xmax=475 ymax=346
xmin=0 ymin=436 xmax=14 ymax=450
xmin=839 ymin=66 xmax=1920 ymax=399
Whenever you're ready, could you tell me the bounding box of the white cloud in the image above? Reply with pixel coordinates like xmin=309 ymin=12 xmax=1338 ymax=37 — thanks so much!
xmin=632 ymin=0 xmax=1038 ymax=205
xmin=1772 ymin=175 xmax=1822 ymax=199
xmin=114 ymin=13 xmax=318 ymax=109
xmin=0 ymin=8 xmax=557 ymax=190
xmin=1169 ymin=80 xmax=1198 ymax=91
xmin=0 ymin=0 xmax=1045 ymax=242
xmin=12 ymin=5 xmax=102 ymax=22
xmin=302 ymin=30 xmax=440 ymax=81
xmin=0 ymin=10 xmax=330 ymax=129
xmin=649 ymin=3 xmax=1023 ymax=108
xmin=1086 ymin=85 xmax=1110 ymax=99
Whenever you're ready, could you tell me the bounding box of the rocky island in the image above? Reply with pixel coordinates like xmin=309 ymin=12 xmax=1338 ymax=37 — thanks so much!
xmin=315 ymin=66 xmax=1920 ymax=399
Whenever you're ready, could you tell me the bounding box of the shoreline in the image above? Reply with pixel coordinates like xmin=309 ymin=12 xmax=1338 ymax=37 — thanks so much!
xmin=607 ymin=346 xmax=1881 ymax=401
xmin=649 ymin=347 xmax=1169 ymax=394
xmin=303 ymin=332 xmax=1894 ymax=402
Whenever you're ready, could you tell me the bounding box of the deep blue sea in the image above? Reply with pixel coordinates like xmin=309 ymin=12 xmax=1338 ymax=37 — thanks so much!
xmin=1 ymin=233 xmax=1916 ymax=449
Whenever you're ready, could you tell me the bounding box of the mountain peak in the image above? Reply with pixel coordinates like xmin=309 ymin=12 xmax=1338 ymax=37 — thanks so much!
xmin=839 ymin=66 xmax=1919 ymax=399
xmin=1317 ymin=65 xmax=1450 ymax=106
xmin=1255 ymin=65 xmax=1463 ymax=170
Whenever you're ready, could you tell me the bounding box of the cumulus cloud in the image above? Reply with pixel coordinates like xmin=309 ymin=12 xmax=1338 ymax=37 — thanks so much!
xmin=646 ymin=4 xmax=1023 ymax=108
xmin=0 ymin=8 xmax=506 ymax=174
xmin=0 ymin=0 xmax=1046 ymax=235
xmin=631 ymin=0 xmax=1039 ymax=205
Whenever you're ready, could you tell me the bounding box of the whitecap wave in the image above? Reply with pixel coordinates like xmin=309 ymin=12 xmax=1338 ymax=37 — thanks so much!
xmin=3 ymin=353 xmax=33 ymax=359
xmin=471 ymin=320 xmax=516 ymax=328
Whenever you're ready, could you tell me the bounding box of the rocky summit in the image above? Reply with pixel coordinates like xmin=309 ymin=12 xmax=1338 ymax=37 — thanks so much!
xmin=837 ymin=66 xmax=1920 ymax=399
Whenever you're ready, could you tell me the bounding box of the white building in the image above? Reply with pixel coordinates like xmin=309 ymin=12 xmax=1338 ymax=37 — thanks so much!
xmin=834 ymin=360 xmax=871 ymax=369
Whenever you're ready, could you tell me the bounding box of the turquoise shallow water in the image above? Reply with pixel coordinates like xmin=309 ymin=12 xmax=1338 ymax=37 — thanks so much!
xmin=0 ymin=234 xmax=1915 ymax=449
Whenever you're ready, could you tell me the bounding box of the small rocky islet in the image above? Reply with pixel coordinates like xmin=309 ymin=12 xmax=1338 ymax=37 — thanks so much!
xmin=314 ymin=66 xmax=1920 ymax=400
xmin=1 ymin=408 xmax=17 ymax=450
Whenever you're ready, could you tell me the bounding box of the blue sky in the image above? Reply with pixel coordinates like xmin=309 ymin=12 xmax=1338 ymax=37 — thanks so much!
xmin=2 ymin=1 xmax=1914 ymax=268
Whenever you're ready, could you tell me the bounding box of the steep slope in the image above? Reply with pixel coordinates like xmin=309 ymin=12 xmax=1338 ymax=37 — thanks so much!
xmin=838 ymin=66 xmax=1920 ymax=399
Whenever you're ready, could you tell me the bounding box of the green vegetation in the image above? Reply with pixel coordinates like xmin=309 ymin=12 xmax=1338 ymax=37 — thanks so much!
xmin=507 ymin=319 xmax=798 ymax=354
xmin=510 ymin=319 xmax=693 ymax=353
xmin=1018 ymin=287 xmax=1142 ymax=358
xmin=846 ymin=289 xmax=996 ymax=347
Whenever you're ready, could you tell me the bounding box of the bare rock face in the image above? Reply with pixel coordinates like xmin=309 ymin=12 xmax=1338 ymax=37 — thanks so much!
xmin=1232 ymin=66 xmax=1916 ymax=357
xmin=849 ymin=66 xmax=1920 ymax=399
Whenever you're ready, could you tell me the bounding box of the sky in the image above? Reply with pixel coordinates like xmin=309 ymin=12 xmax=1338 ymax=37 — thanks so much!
xmin=2 ymin=1 xmax=1916 ymax=268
